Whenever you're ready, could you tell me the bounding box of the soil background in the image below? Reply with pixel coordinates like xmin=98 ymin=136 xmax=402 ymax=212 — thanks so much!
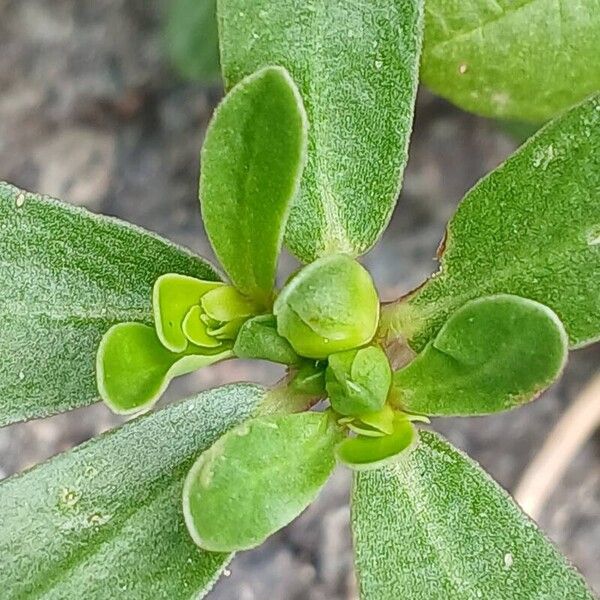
xmin=1 ymin=2 xmax=599 ymax=598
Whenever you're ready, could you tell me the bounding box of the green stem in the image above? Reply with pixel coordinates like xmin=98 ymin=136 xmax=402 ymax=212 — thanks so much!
xmin=257 ymin=371 xmax=323 ymax=416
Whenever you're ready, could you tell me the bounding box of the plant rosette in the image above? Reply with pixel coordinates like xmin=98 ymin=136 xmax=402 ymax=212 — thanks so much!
xmin=1 ymin=2 xmax=599 ymax=599
xmin=93 ymin=68 xmax=587 ymax=561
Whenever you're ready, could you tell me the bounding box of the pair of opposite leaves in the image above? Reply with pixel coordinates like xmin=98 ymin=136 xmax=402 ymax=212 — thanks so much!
xmin=98 ymin=274 xmax=262 ymax=413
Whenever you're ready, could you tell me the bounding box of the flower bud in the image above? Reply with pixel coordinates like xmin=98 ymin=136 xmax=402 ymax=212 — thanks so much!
xmin=326 ymin=346 xmax=391 ymax=416
xmin=274 ymin=254 xmax=379 ymax=359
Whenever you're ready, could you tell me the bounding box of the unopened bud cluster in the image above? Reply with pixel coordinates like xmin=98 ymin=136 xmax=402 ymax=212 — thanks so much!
xmin=274 ymin=254 xmax=393 ymax=418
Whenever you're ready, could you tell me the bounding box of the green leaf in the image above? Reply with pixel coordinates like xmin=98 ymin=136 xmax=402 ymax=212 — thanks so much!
xmin=183 ymin=306 xmax=221 ymax=347
xmin=154 ymin=273 xmax=223 ymax=352
xmin=0 ymin=383 xmax=264 ymax=599
xmin=204 ymin=316 xmax=245 ymax=340
xmin=392 ymin=295 xmax=568 ymax=416
xmin=352 ymin=431 xmax=595 ymax=599
xmin=0 ymin=183 xmax=219 ymax=426
xmin=218 ymin=0 xmax=424 ymax=262
xmin=200 ymin=65 xmax=308 ymax=305
xmin=233 ymin=315 xmax=300 ymax=365
xmin=383 ymin=95 xmax=600 ymax=352
xmin=165 ymin=0 xmax=220 ymax=82
xmin=97 ymin=322 xmax=232 ymax=414
xmin=357 ymin=405 xmax=396 ymax=436
xmin=153 ymin=275 xmax=256 ymax=357
xmin=200 ymin=285 xmax=259 ymax=321
xmin=336 ymin=417 xmax=416 ymax=471
xmin=421 ymin=0 xmax=600 ymax=122
xmin=183 ymin=411 xmax=340 ymax=551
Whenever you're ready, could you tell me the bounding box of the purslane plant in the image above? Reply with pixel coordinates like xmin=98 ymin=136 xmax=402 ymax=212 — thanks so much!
xmin=1 ymin=1 xmax=599 ymax=598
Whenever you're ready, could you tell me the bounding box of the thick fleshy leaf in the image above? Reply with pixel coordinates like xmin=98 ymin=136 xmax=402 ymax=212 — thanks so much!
xmin=0 ymin=183 xmax=219 ymax=426
xmin=356 ymin=405 xmax=396 ymax=436
xmin=200 ymin=65 xmax=308 ymax=305
xmin=422 ymin=0 xmax=600 ymax=122
xmin=382 ymin=95 xmax=600 ymax=351
xmin=0 ymin=383 xmax=264 ymax=599
xmin=218 ymin=0 xmax=424 ymax=262
xmin=392 ymin=295 xmax=568 ymax=416
xmin=97 ymin=323 xmax=232 ymax=414
xmin=166 ymin=0 xmax=220 ymax=82
xmin=233 ymin=315 xmax=300 ymax=365
xmin=183 ymin=412 xmax=340 ymax=551
xmin=352 ymin=431 xmax=595 ymax=599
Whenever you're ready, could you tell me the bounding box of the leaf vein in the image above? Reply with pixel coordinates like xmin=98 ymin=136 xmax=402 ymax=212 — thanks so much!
xmin=429 ymin=0 xmax=542 ymax=52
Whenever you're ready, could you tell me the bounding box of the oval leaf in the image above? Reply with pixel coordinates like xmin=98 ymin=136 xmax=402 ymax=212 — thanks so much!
xmin=383 ymin=95 xmax=600 ymax=351
xmin=218 ymin=0 xmax=424 ymax=262
xmin=0 ymin=183 xmax=219 ymax=426
xmin=0 ymin=383 xmax=264 ymax=599
xmin=97 ymin=322 xmax=232 ymax=414
xmin=183 ymin=412 xmax=340 ymax=551
xmin=326 ymin=346 xmax=391 ymax=416
xmin=352 ymin=431 xmax=595 ymax=599
xmin=392 ymin=295 xmax=568 ymax=416
xmin=200 ymin=65 xmax=308 ymax=304
xmin=422 ymin=0 xmax=600 ymax=122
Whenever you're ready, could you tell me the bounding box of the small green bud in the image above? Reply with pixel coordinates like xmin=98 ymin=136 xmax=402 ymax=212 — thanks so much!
xmin=274 ymin=254 xmax=379 ymax=359
xmin=342 ymin=404 xmax=396 ymax=437
xmin=326 ymin=346 xmax=391 ymax=416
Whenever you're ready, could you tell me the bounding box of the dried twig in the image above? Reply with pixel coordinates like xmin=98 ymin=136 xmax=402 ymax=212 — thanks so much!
xmin=514 ymin=372 xmax=600 ymax=521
